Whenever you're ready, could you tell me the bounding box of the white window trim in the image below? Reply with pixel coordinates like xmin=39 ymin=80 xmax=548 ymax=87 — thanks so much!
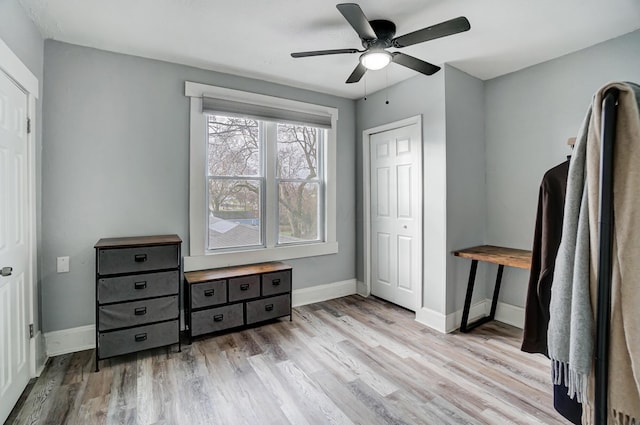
xmin=184 ymin=81 xmax=338 ymax=271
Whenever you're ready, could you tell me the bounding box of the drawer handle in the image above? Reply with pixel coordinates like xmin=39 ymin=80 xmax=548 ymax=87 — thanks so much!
xmin=134 ymin=307 xmax=147 ymax=316
xmin=134 ymin=254 xmax=147 ymax=262
xmin=134 ymin=281 xmax=147 ymax=290
xmin=204 ymin=289 xmax=215 ymax=297
xmin=240 ymin=283 xmax=250 ymax=291
xmin=213 ymin=314 xmax=224 ymax=322
xmin=135 ymin=333 xmax=147 ymax=342
xmin=265 ymin=304 xmax=274 ymax=311
xmin=272 ymin=279 xmax=281 ymax=286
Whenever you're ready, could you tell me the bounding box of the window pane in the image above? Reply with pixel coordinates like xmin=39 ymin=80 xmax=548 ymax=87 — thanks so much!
xmin=208 ymin=115 xmax=261 ymax=177
xmin=278 ymin=182 xmax=319 ymax=244
xmin=208 ymin=178 xmax=262 ymax=250
xmin=277 ymin=124 xmax=321 ymax=179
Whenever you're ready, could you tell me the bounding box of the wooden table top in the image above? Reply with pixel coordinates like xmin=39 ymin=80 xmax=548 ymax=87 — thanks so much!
xmin=453 ymin=245 xmax=532 ymax=270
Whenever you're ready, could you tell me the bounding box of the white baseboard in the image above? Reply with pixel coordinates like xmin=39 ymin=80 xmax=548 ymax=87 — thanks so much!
xmin=415 ymin=306 xmax=447 ymax=333
xmin=415 ymin=301 xmax=487 ymax=334
xmin=356 ymin=280 xmax=368 ymax=297
xmin=494 ymin=301 xmax=525 ymax=329
xmin=34 ymin=331 xmax=47 ymax=376
xmin=416 ymin=299 xmax=525 ymax=334
xmin=445 ymin=300 xmax=489 ymax=333
xmin=44 ymin=324 xmax=95 ymax=357
xmin=292 ymin=279 xmax=357 ymax=307
xmin=43 ymin=279 xmax=358 ymax=356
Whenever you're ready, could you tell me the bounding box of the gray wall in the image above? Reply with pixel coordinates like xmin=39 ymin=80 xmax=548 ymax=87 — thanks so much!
xmin=356 ymin=71 xmax=448 ymax=314
xmin=444 ymin=65 xmax=487 ymax=314
xmin=42 ymin=40 xmax=356 ymax=333
xmin=485 ymin=29 xmax=640 ymax=307
xmin=0 ymin=0 xmax=45 ymax=364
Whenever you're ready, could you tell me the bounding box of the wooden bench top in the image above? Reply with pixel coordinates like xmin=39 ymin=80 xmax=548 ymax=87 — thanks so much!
xmin=184 ymin=261 xmax=292 ymax=284
xmin=453 ymin=245 xmax=532 ymax=270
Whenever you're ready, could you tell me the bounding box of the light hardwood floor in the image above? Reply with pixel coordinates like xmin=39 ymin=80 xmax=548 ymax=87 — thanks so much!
xmin=8 ymin=295 xmax=568 ymax=425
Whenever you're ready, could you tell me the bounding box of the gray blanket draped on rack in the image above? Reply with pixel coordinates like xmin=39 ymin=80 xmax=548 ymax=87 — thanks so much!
xmin=548 ymin=81 xmax=640 ymax=425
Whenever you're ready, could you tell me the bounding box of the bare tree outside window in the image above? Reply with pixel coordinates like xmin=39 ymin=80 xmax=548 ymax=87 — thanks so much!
xmin=206 ymin=115 xmax=325 ymax=251
xmin=277 ymin=124 xmax=323 ymax=243
xmin=207 ymin=115 xmax=262 ymax=250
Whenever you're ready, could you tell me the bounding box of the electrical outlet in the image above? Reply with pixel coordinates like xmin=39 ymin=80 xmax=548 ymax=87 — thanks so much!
xmin=57 ymin=256 xmax=69 ymax=273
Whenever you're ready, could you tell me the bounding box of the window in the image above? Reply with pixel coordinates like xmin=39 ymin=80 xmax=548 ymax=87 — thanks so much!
xmin=185 ymin=82 xmax=338 ymax=270
xmin=206 ymin=116 xmax=325 ymax=250
xmin=207 ymin=115 xmax=263 ymax=250
xmin=276 ymin=123 xmax=323 ymax=244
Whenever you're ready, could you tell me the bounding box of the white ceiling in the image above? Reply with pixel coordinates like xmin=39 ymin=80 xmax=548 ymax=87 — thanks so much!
xmin=20 ymin=0 xmax=640 ymax=99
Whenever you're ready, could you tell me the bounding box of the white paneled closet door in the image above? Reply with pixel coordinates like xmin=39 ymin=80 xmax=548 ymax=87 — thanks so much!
xmin=0 ymin=69 xmax=31 ymax=424
xmin=370 ymin=123 xmax=422 ymax=311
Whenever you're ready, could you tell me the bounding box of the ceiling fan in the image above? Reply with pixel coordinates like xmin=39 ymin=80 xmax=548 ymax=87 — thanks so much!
xmin=291 ymin=3 xmax=471 ymax=84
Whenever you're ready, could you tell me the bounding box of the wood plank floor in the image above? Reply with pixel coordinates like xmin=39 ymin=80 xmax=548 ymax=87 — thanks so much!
xmin=8 ymin=295 xmax=568 ymax=425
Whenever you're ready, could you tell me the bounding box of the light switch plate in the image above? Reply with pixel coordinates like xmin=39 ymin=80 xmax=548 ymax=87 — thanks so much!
xmin=57 ymin=256 xmax=69 ymax=273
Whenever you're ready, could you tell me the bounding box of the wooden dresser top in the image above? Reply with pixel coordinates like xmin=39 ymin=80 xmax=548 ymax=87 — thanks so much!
xmin=95 ymin=234 xmax=182 ymax=249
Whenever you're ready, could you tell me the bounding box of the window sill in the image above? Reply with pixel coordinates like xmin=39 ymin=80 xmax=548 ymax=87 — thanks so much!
xmin=184 ymin=241 xmax=339 ymax=272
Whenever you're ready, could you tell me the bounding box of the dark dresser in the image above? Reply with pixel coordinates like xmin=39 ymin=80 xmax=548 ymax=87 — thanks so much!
xmin=94 ymin=234 xmax=182 ymax=371
xmin=184 ymin=262 xmax=292 ymax=342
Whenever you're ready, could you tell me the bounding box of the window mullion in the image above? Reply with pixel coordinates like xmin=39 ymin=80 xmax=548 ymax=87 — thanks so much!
xmin=319 ymin=129 xmax=326 ymax=242
xmin=264 ymin=122 xmax=277 ymax=248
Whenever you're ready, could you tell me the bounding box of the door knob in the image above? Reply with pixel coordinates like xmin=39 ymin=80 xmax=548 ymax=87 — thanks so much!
xmin=1 ymin=266 xmax=12 ymax=277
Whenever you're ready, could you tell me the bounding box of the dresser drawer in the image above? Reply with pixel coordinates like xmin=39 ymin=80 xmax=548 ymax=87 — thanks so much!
xmin=98 ymin=296 xmax=178 ymax=331
xmin=228 ymin=275 xmax=260 ymax=302
xmin=261 ymin=271 xmax=291 ymax=297
xmin=246 ymin=294 xmax=290 ymax=324
xmin=98 ymin=320 xmax=178 ymax=359
xmin=97 ymin=244 xmax=179 ymax=275
xmin=191 ymin=303 xmax=244 ymax=337
xmin=191 ymin=279 xmax=227 ymax=309
xmin=98 ymin=270 xmax=178 ymax=304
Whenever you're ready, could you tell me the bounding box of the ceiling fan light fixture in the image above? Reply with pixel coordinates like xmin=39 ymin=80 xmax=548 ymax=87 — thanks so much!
xmin=360 ymin=50 xmax=392 ymax=70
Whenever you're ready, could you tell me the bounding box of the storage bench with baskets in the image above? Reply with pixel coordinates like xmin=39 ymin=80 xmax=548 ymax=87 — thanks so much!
xmin=184 ymin=262 xmax=292 ymax=342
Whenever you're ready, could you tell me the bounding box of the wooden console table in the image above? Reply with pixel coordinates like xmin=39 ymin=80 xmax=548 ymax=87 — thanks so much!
xmin=453 ymin=245 xmax=532 ymax=332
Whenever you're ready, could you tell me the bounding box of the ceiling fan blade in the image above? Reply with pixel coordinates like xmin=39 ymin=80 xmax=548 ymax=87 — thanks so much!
xmin=336 ymin=3 xmax=377 ymax=40
xmin=392 ymin=52 xmax=441 ymax=75
xmin=291 ymin=48 xmax=360 ymax=58
xmin=392 ymin=16 xmax=470 ymax=48
xmin=346 ymin=63 xmax=367 ymax=83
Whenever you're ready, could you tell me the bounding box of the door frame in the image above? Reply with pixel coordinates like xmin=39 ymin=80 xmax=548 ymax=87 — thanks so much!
xmin=362 ymin=115 xmax=423 ymax=308
xmin=0 ymin=37 xmax=39 ymax=377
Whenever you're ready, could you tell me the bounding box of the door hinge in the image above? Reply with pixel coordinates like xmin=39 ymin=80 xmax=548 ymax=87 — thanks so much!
xmin=29 ymin=324 xmax=34 ymax=339
xmin=27 ymin=117 xmax=31 ymax=134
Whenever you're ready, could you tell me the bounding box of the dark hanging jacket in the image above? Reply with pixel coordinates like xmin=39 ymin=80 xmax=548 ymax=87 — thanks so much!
xmin=521 ymin=160 xmax=569 ymax=355
xmin=521 ymin=159 xmax=582 ymax=425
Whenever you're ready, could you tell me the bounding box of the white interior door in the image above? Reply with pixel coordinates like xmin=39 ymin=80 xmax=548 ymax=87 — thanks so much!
xmin=370 ymin=123 xmax=422 ymax=311
xmin=0 ymin=69 xmax=31 ymax=424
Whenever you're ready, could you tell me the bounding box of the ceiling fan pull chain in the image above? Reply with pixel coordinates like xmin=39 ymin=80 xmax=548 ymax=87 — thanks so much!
xmin=385 ymin=67 xmax=390 ymax=105
xmin=364 ymin=77 xmax=367 ymax=100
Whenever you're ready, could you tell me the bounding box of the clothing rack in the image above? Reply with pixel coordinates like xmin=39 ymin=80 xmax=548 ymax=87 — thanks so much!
xmin=594 ymin=88 xmax=619 ymax=425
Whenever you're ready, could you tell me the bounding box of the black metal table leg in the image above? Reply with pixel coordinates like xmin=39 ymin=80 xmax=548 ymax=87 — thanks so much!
xmin=460 ymin=260 xmax=478 ymax=333
xmin=488 ymin=265 xmax=504 ymax=320
xmin=460 ymin=262 xmax=505 ymax=333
